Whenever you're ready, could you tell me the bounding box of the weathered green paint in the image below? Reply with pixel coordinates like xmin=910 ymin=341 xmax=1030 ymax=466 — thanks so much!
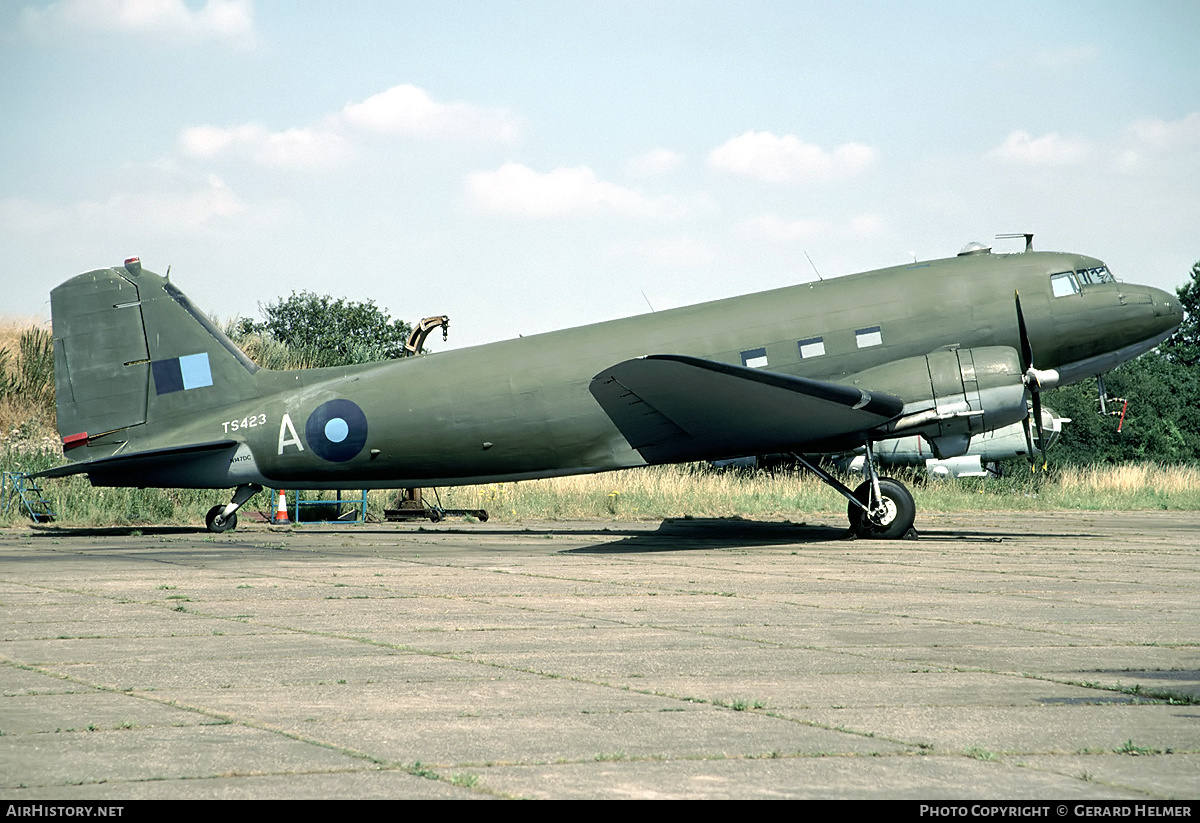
xmin=38 ymin=248 xmax=1180 ymax=504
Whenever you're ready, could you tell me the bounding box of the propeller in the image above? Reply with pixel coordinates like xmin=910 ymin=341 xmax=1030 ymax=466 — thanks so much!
xmin=1014 ymin=290 xmax=1058 ymax=470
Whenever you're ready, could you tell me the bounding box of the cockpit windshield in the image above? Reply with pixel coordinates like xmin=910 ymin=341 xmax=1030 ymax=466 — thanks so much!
xmin=1051 ymin=265 xmax=1116 ymax=297
xmin=1076 ymin=265 xmax=1114 ymax=284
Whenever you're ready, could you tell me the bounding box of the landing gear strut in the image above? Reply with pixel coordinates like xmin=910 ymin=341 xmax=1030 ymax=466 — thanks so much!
xmin=792 ymin=443 xmax=917 ymax=539
xmin=205 ymin=483 xmax=262 ymax=533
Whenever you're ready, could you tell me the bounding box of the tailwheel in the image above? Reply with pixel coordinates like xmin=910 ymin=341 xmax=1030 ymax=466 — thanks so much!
xmin=847 ymin=477 xmax=915 ymax=539
xmin=204 ymin=483 xmax=262 ymax=533
xmin=206 ymin=505 xmax=237 ymax=533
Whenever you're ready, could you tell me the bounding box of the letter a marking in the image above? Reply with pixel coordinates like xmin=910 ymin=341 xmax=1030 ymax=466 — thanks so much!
xmin=278 ymin=413 xmax=304 ymax=454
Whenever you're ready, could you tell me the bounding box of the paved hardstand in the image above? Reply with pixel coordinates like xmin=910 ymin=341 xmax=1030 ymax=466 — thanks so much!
xmin=2 ymin=512 xmax=1198 ymax=799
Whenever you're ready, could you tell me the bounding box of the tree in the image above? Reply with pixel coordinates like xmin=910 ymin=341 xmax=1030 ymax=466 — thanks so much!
xmin=1045 ymin=257 xmax=1200 ymax=465
xmin=1158 ymin=259 xmax=1200 ymax=367
xmin=1045 ymin=355 xmax=1200 ymax=465
xmin=236 ymin=291 xmax=412 ymax=368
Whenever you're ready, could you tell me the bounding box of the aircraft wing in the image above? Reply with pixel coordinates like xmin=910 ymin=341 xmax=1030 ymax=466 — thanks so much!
xmin=590 ymin=354 xmax=903 ymax=463
xmin=30 ymin=440 xmax=238 ymax=487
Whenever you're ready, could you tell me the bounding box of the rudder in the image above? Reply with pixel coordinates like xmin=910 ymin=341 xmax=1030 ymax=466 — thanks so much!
xmin=52 ymin=258 xmax=261 ymax=445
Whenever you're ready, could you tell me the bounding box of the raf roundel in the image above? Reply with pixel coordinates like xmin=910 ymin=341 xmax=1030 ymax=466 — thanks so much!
xmin=304 ymin=399 xmax=368 ymax=462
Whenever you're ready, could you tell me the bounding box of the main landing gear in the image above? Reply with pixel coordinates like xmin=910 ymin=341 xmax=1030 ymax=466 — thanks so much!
xmin=792 ymin=444 xmax=917 ymax=539
xmin=205 ymin=483 xmax=262 ymax=533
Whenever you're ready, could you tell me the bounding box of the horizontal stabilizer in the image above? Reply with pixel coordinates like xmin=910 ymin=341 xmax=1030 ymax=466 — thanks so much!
xmin=590 ymin=355 xmax=903 ymax=463
xmin=31 ymin=440 xmax=237 ymax=488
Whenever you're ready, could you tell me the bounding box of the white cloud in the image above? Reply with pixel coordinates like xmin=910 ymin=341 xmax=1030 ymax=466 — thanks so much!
xmin=179 ymin=123 xmax=348 ymax=169
xmin=254 ymin=126 xmax=348 ymax=169
xmin=341 ymin=84 xmax=519 ymax=142
xmin=626 ymin=148 xmax=685 ymax=177
xmin=179 ymin=123 xmax=260 ymax=158
xmin=22 ymin=0 xmax=254 ymax=41
xmin=1116 ymin=112 xmax=1200 ymax=172
xmin=1 ymin=174 xmax=245 ymax=236
xmin=708 ymin=131 xmax=878 ymax=183
xmin=989 ymin=130 xmax=1091 ymax=165
xmin=176 ymin=84 xmax=517 ymax=171
xmin=465 ymin=162 xmax=688 ymax=219
xmin=738 ymin=213 xmax=884 ymax=243
xmin=1128 ymin=112 xmax=1200 ymax=150
xmin=105 ymin=173 xmax=246 ymax=229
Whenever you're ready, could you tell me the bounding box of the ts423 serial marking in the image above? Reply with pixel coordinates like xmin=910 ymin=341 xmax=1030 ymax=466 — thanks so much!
xmin=222 ymin=414 xmax=266 ymax=433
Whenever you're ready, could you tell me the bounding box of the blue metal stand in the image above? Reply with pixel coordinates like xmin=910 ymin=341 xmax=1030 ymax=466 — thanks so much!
xmin=1 ymin=472 xmax=56 ymax=523
xmin=279 ymin=489 xmax=368 ymax=524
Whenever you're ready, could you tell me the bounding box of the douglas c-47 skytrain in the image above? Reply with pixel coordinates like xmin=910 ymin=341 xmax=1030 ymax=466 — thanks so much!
xmin=34 ymin=238 xmax=1181 ymax=538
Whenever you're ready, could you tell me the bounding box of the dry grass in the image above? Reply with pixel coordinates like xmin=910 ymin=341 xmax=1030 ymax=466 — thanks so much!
xmin=6 ymin=455 xmax=1200 ymax=529
xmin=3 ymin=320 xmax=1200 ymax=526
xmin=0 ymin=317 xmax=56 ymax=445
xmin=436 ymin=466 xmax=845 ymax=521
xmin=1057 ymin=463 xmax=1200 ymax=495
xmin=433 ymin=462 xmax=1200 ymax=521
xmin=0 ymin=317 xmax=44 ymax=342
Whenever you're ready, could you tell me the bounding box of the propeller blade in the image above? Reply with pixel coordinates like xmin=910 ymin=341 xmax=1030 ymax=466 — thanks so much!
xmin=1015 ymin=290 xmax=1047 ymax=470
xmin=1021 ymin=409 xmax=1037 ymax=472
xmin=1030 ymin=391 xmax=1048 ymax=471
xmin=1014 ymin=290 xmax=1034 ymax=372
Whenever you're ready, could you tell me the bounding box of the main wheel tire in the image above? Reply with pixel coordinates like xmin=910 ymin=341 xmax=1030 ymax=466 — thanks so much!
xmin=206 ymin=505 xmax=238 ymax=533
xmin=847 ymin=477 xmax=915 ymax=539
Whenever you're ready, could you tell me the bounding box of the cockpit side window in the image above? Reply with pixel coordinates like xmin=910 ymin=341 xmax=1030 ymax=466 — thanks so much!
xmin=1051 ymin=271 xmax=1079 ymax=297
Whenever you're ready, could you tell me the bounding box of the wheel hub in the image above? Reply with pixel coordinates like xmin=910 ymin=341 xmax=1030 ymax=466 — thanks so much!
xmin=868 ymin=497 xmax=898 ymax=526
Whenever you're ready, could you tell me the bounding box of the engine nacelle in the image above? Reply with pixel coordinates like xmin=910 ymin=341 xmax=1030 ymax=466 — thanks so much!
xmin=844 ymin=346 xmax=1029 ymax=458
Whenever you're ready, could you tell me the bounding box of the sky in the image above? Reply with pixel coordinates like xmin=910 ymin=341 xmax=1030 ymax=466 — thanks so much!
xmin=2 ymin=0 xmax=1198 ymax=348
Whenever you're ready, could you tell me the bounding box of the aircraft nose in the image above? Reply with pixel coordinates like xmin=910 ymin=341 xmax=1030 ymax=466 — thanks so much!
xmin=1149 ymin=285 xmax=1178 ymax=313
xmin=1141 ymin=285 xmax=1184 ymax=342
xmin=1147 ymin=284 xmax=1182 ymax=323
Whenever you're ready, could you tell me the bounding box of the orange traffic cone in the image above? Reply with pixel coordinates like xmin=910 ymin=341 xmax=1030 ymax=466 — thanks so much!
xmin=272 ymin=489 xmax=291 ymax=525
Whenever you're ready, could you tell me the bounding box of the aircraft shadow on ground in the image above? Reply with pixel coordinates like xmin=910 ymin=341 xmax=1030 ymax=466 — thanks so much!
xmin=23 ymin=519 xmax=1099 ymax=547
xmin=563 ymin=517 xmax=850 ymax=553
xmin=29 ymin=525 xmax=211 ymax=537
xmin=557 ymin=521 xmax=1102 ymax=550
xmin=25 ymin=517 xmax=850 ymax=549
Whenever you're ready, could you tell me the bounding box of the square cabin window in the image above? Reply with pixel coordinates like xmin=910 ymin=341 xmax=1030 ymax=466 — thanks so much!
xmin=798 ymin=337 xmax=825 ymax=358
xmin=855 ymin=326 xmax=883 ymax=348
xmin=740 ymin=347 xmax=768 ymax=368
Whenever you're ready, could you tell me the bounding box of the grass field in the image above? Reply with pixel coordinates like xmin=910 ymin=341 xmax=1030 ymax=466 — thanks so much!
xmin=1 ymin=317 xmax=56 ymax=448
xmin=4 ymin=455 xmax=1200 ymax=528
xmin=5 ymin=317 xmax=1200 ymax=528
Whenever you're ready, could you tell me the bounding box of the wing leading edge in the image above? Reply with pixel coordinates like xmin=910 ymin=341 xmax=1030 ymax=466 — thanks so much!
xmin=589 ymin=354 xmax=903 ymax=464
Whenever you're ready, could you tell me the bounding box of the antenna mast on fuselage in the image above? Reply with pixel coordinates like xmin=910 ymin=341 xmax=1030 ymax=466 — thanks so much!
xmin=996 ymin=233 xmax=1035 ymax=252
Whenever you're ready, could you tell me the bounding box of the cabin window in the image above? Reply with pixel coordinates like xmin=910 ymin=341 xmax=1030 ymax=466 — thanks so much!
xmin=855 ymin=326 xmax=882 ymax=348
xmin=740 ymin=347 xmax=768 ymax=369
xmin=1051 ymin=271 xmax=1079 ymax=297
xmin=798 ymin=337 xmax=825 ymax=358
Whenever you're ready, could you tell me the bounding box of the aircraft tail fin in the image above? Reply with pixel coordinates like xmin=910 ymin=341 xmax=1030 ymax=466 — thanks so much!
xmin=51 ymin=258 xmax=261 ymax=448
